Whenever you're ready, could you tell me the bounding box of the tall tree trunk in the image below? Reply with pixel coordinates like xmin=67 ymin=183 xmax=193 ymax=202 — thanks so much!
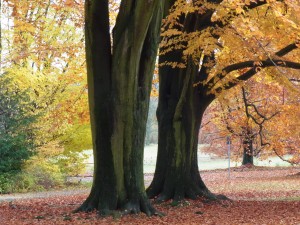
xmin=77 ymin=0 xmax=164 ymax=216
xmin=147 ymin=55 xmax=217 ymax=201
xmin=147 ymin=7 xmax=223 ymax=202
xmin=242 ymin=139 xmax=254 ymax=165
xmin=0 ymin=0 xmax=2 ymax=71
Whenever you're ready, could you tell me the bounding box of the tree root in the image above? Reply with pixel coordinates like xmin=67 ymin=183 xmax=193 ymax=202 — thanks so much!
xmin=121 ymin=197 xmax=165 ymax=216
xmin=74 ymin=195 xmax=164 ymax=217
xmin=149 ymin=184 xmax=231 ymax=206
xmin=73 ymin=198 xmax=98 ymax=213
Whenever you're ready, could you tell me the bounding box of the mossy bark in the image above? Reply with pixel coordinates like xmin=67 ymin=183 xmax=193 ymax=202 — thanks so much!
xmin=146 ymin=9 xmax=221 ymax=202
xmin=147 ymin=55 xmax=217 ymax=202
xmin=77 ymin=0 xmax=164 ymax=216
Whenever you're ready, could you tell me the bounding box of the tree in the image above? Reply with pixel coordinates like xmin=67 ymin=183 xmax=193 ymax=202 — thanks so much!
xmin=202 ymin=79 xmax=300 ymax=166
xmin=264 ymin=87 xmax=300 ymax=164
xmin=1 ymin=0 xmax=91 ymax=167
xmin=147 ymin=0 xmax=300 ymax=202
xmin=0 ymin=76 xmax=37 ymax=174
xmin=201 ymin=79 xmax=284 ymax=165
xmin=76 ymin=0 xmax=166 ymax=215
xmin=0 ymin=0 xmax=2 ymax=69
xmin=228 ymin=85 xmax=280 ymax=165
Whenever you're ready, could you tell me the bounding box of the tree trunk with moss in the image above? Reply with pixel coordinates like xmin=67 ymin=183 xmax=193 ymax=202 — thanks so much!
xmin=146 ymin=7 xmax=224 ymax=202
xmin=146 ymin=54 xmax=219 ymax=202
xmin=77 ymin=0 xmax=164 ymax=215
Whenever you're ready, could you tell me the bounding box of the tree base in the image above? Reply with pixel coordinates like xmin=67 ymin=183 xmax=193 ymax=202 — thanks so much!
xmin=240 ymin=163 xmax=255 ymax=169
xmin=74 ymin=194 xmax=163 ymax=217
xmin=121 ymin=198 xmax=162 ymax=216
xmin=148 ymin=177 xmax=230 ymax=205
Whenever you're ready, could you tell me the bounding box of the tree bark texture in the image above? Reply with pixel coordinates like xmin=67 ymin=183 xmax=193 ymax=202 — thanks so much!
xmin=77 ymin=0 xmax=164 ymax=215
xmin=146 ymin=8 xmax=222 ymax=202
xmin=147 ymin=53 xmax=216 ymax=202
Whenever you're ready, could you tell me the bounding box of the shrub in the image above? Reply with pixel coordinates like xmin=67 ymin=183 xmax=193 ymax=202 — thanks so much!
xmin=0 ymin=77 xmax=37 ymax=175
xmin=23 ymin=158 xmax=65 ymax=189
xmin=56 ymin=151 xmax=88 ymax=177
xmin=11 ymin=172 xmax=42 ymax=193
xmin=0 ymin=159 xmax=66 ymax=193
xmin=0 ymin=174 xmax=13 ymax=194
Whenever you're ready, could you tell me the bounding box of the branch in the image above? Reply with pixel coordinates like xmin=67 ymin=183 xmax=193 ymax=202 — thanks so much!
xmin=273 ymin=149 xmax=297 ymax=165
xmin=230 ymin=60 xmax=300 ymax=73
xmin=275 ymin=43 xmax=298 ymax=57
xmin=212 ymin=0 xmax=284 ymax=28
xmin=200 ymin=120 xmax=211 ymax=129
xmin=207 ymin=43 xmax=299 ymax=93
xmin=240 ymin=87 xmax=279 ymax=156
xmin=289 ymin=78 xmax=300 ymax=83
xmin=196 ymin=0 xmax=279 ymax=71
xmin=245 ymin=95 xmax=280 ymax=124
xmin=212 ymin=59 xmax=300 ymax=93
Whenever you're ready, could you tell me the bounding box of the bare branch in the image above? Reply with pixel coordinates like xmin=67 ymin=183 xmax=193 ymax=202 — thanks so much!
xmin=273 ymin=149 xmax=297 ymax=165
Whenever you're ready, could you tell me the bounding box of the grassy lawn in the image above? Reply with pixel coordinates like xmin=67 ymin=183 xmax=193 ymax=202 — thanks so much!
xmin=143 ymin=144 xmax=294 ymax=173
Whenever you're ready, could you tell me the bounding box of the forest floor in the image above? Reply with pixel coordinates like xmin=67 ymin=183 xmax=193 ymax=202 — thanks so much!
xmin=0 ymin=166 xmax=299 ymax=224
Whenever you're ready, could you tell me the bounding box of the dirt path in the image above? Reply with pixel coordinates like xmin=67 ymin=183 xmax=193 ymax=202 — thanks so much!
xmin=0 ymin=189 xmax=89 ymax=203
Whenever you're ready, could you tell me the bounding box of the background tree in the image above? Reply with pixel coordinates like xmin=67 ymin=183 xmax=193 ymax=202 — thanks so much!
xmin=1 ymin=0 xmax=91 ymax=176
xmin=226 ymin=85 xmax=280 ymax=165
xmin=200 ymin=77 xmax=298 ymax=165
xmin=264 ymin=87 xmax=300 ymax=164
xmin=0 ymin=0 xmax=93 ymax=192
xmin=0 ymin=75 xmax=38 ymax=192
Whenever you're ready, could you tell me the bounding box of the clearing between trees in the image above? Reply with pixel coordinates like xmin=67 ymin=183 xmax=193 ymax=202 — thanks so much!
xmin=0 ymin=167 xmax=299 ymax=224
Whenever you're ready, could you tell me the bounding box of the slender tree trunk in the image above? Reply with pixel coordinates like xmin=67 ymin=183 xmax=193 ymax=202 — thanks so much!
xmin=242 ymin=139 xmax=254 ymax=165
xmin=77 ymin=0 xmax=164 ymax=215
xmin=0 ymin=0 xmax=2 ymax=71
xmin=76 ymin=0 xmax=115 ymax=214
